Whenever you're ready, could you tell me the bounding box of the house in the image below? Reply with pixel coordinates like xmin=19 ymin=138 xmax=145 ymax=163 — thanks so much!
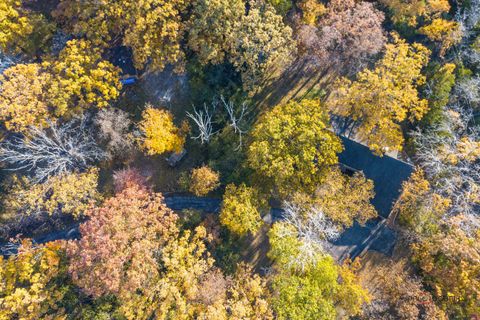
xmin=329 ymin=136 xmax=414 ymax=260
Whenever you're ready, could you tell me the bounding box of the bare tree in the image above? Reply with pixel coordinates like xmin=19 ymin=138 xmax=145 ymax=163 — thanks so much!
xmin=94 ymin=108 xmax=134 ymax=158
xmin=186 ymin=103 xmax=216 ymax=144
xmin=0 ymin=117 xmax=104 ymax=183
xmin=412 ymin=113 xmax=479 ymax=217
xmin=279 ymin=201 xmax=340 ymax=270
xmin=220 ymin=96 xmax=248 ymax=150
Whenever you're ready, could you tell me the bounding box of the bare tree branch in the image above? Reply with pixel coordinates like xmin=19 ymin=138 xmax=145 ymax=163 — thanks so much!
xmin=0 ymin=117 xmax=105 ymax=183
xmin=220 ymin=96 xmax=249 ymax=150
xmin=186 ymin=103 xmax=216 ymax=144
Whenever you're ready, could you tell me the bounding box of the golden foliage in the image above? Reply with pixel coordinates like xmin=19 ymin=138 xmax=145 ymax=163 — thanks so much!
xmin=248 ymin=99 xmax=342 ymax=196
xmin=420 ymin=18 xmax=462 ymax=56
xmin=54 ymin=0 xmax=187 ymax=71
xmin=188 ymin=0 xmax=244 ymax=64
xmin=298 ymin=0 xmax=327 ymax=25
xmin=328 ymin=35 xmax=430 ymax=154
xmin=314 ymin=167 xmax=377 ymax=228
xmin=189 ymin=166 xmax=220 ymax=196
xmin=220 ymin=184 xmax=265 ymax=236
xmin=0 ymin=240 xmax=66 ymax=320
xmin=411 ymin=220 xmax=480 ymax=318
xmin=46 ymin=39 xmax=122 ymax=117
xmin=0 ymin=63 xmax=51 ymax=132
xmin=380 ymin=0 xmax=450 ymax=26
xmin=0 ymin=0 xmax=54 ymax=55
xmin=3 ymin=168 xmax=101 ymax=219
xmin=229 ymin=2 xmax=295 ymax=93
xmin=139 ymin=106 xmax=186 ymax=155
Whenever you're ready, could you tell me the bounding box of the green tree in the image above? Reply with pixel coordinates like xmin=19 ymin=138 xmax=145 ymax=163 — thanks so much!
xmin=268 ymin=223 xmax=370 ymax=320
xmin=422 ymin=63 xmax=456 ymax=127
xmin=248 ymin=99 xmax=342 ymax=196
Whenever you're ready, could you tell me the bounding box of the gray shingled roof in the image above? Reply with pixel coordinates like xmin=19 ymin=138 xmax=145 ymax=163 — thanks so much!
xmin=338 ymin=136 xmax=414 ymax=219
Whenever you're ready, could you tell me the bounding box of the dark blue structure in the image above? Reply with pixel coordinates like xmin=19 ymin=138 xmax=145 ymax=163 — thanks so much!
xmin=338 ymin=136 xmax=414 ymax=219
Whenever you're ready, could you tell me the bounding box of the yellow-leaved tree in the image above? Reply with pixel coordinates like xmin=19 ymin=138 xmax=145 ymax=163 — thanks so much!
xmin=54 ymin=0 xmax=187 ymax=70
xmin=229 ymin=2 xmax=295 ymax=93
xmin=2 ymin=168 xmax=101 ymax=219
xmin=46 ymin=39 xmax=122 ymax=117
xmin=0 ymin=63 xmax=51 ymax=132
xmin=188 ymin=0 xmax=244 ymax=65
xmin=139 ymin=105 xmax=187 ymax=155
xmin=0 ymin=240 xmax=67 ymax=320
xmin=314 ymin=167 xmax=377 ymax=228
xmin=220 ymin=183 xmax=265 ymax=236
xmin=0 ymin=0 xmax=54 ymax=55
xmin=327 ymin=34 xmax=430 ymax=154
xmin=248 ymin=99 xmax=342 ymax=196
xmin=420 ymin=18 xmax=462 ymax=56
xmin=188 ymin=166 xmax=220 ymax=196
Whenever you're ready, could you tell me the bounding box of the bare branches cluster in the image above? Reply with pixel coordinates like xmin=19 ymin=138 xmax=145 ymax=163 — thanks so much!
xmin=412 ymin=115 xmax=479 ymax=217
xmin=94 ymin=108 xmax=134 ymax=158
xmin=280 ymin=201 xmax=340 ymax=270
xmin=187 ymin=96 xmax=249 ymax=149
xmin=0 ymin=117 xmax=104 ymax=183
xmin=186 ymin=103 xmax=216 ymax=144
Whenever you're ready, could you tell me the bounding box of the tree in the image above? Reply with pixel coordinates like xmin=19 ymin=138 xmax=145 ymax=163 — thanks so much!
xmin=422 ymin=63 xmax=456 ymax=127
xmin=46 ymin=39 xmax=122 ymax=117
xmin=270 ymin=203 xmax=340 ymax=271
xmin=119 ymin=226 xmax=214 ymax=319
xmin=95 ymin=107 xmax=135 ymax=159
xmin=225 ymin=263 xmax=273 ymax=319
xmin=0 ymin=0 xmax=54 ymax=55
xmin=411 ymin=218 xmax=480 ymax=318
xmin=188 ymin=166 xmax=220 ymax=196
xmin=362 ymin=262 xmax=447 ymax=320
xmin=297 ymin=0 xmax=326 ymax=26
xmin=139 ymin=105 xmax=187 ymax=155
xmin=411 ymin=113 xmax=480 ymax=216
xmin=3 ymin=168 xmax=101 ymax=219
xmin=313 ymin=0 xmax=386 ymax=72
xmin=379 ymin=0 xmax=450 ymax=26
xmin=327 ymin=34 xmax=430 ymax=154
xmin=0 ymin=117 xmax=104 ymax=183
xmin=314 ymin=167 xmax=377 ymax=228
xmin=248 ymin=99 xmax=342 ymax=196
xmin=229 ymin=2 xmax=295 ymax=93
xmin=0 ymin=240 xmax=67 ymax=320
xmin=67 ymin=184 xmax=179 ymax=298
xmin=188 ymin=0 xmax=244 ymax=64
xmin=394 ymin=169 xmax=450 ymax=238
xmin=267 ymin=0 xmax=292 ymax=16
xmin=54 ymin=0 xmax=187 ymax=70
xmin=220 ymin=183 xmax=265 ymax=236
xmin=268 ymin=225 xmax=370 ymax=320
xmin=420 ymin=19 xmax=462 ymax=56
xmin=0 ymin=63 xmax=51 ymax=132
